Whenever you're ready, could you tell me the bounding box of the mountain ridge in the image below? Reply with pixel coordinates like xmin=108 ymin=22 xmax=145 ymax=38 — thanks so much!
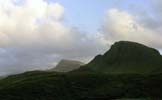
xmin=76 ymin=41 xmax=162 ymax=74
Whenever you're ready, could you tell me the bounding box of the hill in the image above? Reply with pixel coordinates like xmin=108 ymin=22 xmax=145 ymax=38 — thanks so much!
xmin=0 ymin=72 xmax=162 ymax=100
xmin=77 ymin=41 xmax=162 ymax=74
xmin=0 ymin=41 xmax=162 ymax=100
xmin=50 ymin=59 xmax=84 ymax=72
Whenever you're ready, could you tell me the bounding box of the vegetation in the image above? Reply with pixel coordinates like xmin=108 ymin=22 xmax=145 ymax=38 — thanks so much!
xmin=0 ymin=72 xmax=162 ymax=100
xmin=0 ymin=41 xmax=162 ymax=100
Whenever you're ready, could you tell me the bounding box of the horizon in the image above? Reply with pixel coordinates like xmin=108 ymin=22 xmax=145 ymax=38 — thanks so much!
xmin=0 ymin=0 xmax=162 ymax=75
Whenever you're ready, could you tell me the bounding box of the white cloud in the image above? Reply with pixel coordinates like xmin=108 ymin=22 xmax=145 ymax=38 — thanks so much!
xmin=0 ymin=0 xmax=105 ymax=75
xmin=0 ymin=0 xmax=75 ymax=48
xmin=101 ymin=8 xmax=162 ymax=49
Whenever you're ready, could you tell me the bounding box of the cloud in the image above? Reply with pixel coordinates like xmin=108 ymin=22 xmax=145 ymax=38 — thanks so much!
xmin=100 ymin=8 xmax=162 ymax=49
xmin=47 ymin=3 xmax=64 ymax=20
xmin=0 ymin=0 xmax=105 ymax=75
xmin=0 ymin=0 xmax=162 ymax=76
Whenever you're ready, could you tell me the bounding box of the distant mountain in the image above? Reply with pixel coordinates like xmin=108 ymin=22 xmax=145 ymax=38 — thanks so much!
xmin=77 ymin=41 xmax=162 ymax=74
xmin=50 ymin=59 xmax=84 ymax=72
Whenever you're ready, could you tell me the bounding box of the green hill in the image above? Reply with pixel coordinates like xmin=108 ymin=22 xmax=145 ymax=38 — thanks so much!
xmin=0 ymin=41 xmax=162 ymax=100
xmin=77 ymin=41 xmax=162 ymax=74
xmin=0 ymin=72 xmax=162 ymax=100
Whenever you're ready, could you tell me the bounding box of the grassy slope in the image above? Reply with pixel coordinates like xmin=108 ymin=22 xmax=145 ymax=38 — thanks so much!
xmin=0 ymin=71 xmax=162 ymax=100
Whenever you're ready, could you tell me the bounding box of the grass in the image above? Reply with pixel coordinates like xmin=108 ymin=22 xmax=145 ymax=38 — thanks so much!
xmin=0 ymin=72 xmax=162 ymax=100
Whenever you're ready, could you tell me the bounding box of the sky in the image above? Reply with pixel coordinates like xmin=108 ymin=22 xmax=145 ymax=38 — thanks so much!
xmin=0 ymin=0 xmax=162 ymax=75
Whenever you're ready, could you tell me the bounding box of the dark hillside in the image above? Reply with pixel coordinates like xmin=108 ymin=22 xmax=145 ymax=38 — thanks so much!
xmin=77 ymin=41 xmax=162 ymax=74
